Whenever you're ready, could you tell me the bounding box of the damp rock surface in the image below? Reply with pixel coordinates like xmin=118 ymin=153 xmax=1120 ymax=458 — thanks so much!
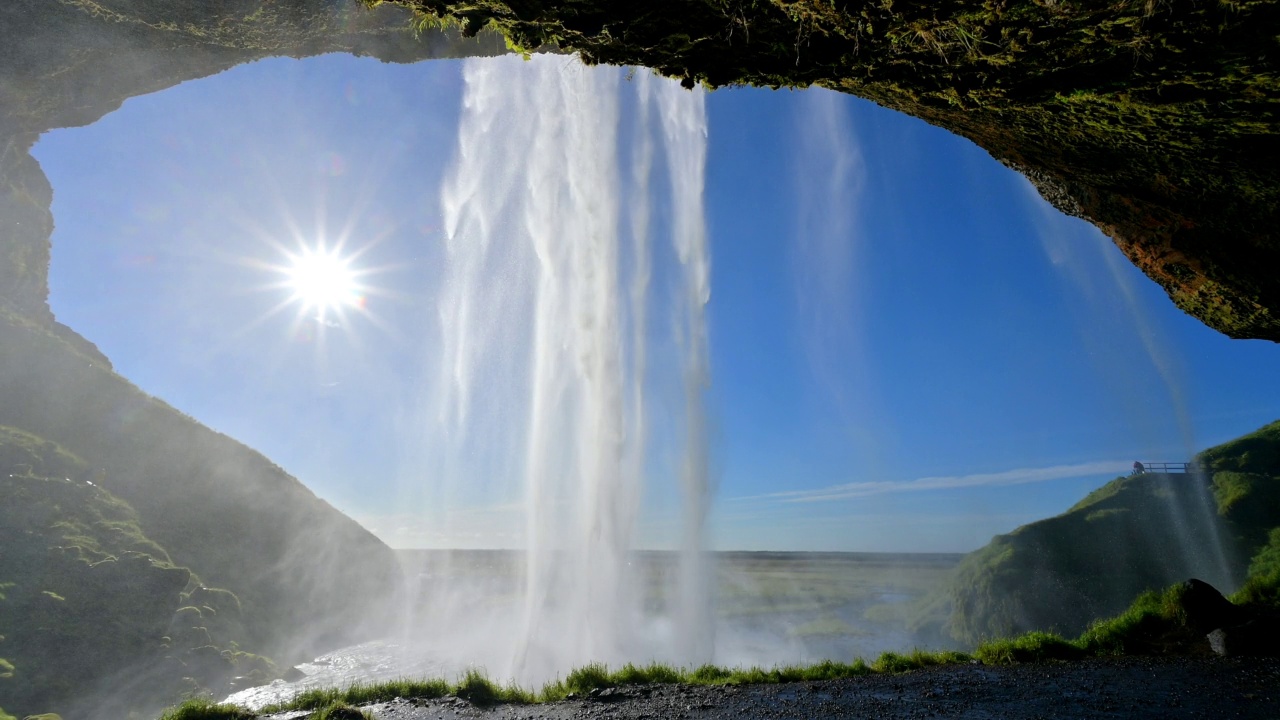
xmin=282 ymin=657 xmax=1280 ymax=720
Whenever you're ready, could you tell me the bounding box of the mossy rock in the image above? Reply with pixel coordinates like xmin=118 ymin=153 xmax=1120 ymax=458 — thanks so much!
xmin=0 ymin=429 xmax=264 ymax=717
xmin=0 ymin=427 xmax=85 ymax=480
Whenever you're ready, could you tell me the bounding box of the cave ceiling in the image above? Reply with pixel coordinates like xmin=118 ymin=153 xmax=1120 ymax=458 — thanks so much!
xmin=1 ymin=0 xmax=1276 ymax=340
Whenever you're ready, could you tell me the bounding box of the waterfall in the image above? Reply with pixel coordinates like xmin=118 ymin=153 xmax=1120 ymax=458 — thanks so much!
xmin=435 ymin=54 xmax=711 ymax=681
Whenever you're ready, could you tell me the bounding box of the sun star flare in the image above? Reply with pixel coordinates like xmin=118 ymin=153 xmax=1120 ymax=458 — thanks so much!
xmin=285 ymin=247 xmax=361 ymax=316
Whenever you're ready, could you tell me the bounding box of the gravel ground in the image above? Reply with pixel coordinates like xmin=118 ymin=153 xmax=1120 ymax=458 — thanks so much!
xmin=264 ymin=657 xmax=1279 ymax=719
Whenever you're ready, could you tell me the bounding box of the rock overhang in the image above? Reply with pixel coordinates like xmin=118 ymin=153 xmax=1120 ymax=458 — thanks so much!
xmin=1 ymin=0 xmax=1276 ymax=340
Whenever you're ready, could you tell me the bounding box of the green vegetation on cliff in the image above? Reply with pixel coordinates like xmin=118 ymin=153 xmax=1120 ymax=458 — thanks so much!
xmin=0 ymin=426 xmax=278 ymax=717
xmin=925 ymin=469 xmax=1234 ymax=644
xmin=920 ymin=419 xmax=1280 ymax=645
xmin=1217 ymin=449 xmax=1280 ymax=610
xmin=1203 ymin=421 xmax=1280 ymax=556
xmin=1235 ymin=528 xmax=1280 ymax=607
xmin=0 ymin=309 xmax=403 ymax=715
xmin=0 ymin=311 xmax=405 ymax=645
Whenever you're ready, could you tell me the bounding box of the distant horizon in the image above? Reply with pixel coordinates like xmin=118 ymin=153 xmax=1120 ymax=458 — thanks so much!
xmin=391 ymin=546 xmax=968 ymax=556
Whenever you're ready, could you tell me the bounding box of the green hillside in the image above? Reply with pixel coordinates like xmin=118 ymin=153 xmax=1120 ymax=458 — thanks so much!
xmin=0 ymin=428 xmax=272 ymax=717
xmin=920 ymin=420 xmax=1280 ymax=645
xmin=0 ymin=311 xmax=405 ymax=717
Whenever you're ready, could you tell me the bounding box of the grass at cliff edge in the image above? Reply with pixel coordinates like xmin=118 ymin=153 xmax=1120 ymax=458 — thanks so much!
xmin=917 ymin=419 xmax=1280 ymax=645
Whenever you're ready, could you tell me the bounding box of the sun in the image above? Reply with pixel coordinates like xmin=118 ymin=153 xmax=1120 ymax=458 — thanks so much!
xmin=285 ymin=247 xmax=361 ymax=315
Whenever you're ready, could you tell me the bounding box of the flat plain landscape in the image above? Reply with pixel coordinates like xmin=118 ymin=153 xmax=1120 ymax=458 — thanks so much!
xmin=402 ymin=550 xmax=965 ymax=663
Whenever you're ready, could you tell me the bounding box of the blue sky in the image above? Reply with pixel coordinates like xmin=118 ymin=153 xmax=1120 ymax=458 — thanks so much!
xmin=33 ymin=53 xmax=1280 ymax=553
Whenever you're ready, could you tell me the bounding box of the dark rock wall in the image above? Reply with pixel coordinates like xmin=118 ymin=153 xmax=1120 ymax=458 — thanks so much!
xmin=0 ymin=135 xmax=53 ymax=324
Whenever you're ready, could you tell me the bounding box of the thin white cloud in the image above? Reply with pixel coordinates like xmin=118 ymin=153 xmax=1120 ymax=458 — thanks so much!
xmin=735 ymin=460 xmax=1127 ymax=504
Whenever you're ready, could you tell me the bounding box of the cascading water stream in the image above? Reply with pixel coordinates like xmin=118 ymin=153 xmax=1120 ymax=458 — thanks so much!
xmin=435 ymin=55 xmax=712 ymax=682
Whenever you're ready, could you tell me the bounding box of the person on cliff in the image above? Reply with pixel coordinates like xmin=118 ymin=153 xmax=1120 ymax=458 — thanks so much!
xmin=1133 ymin=461 xmax=1145 ymax=475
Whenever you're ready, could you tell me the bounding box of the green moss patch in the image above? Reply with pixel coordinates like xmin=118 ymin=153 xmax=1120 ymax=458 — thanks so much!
xmin=0 ymin=426 xmax=267 ymax=717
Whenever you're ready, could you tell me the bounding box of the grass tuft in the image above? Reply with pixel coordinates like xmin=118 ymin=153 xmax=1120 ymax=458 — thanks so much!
xmin=563 ymin=661 xmax=614 ymax=692
xmin=263 ymin=677 xmax=451 ymax=712
xmin=975 ymin=631 xmax=1083 ymax=664
xmin=157 ymin=698 xmax=257 ymax=720
xmin=869 ymin=648 xmax=970 ymax=673
xmin=1075 ymin=584 xmax=1188 ymax=655
xmin=690 ymin=663 xmax=732 ymax=683
xmin=614 ymin=661 xmax=684 ymax=685
xmin=454 ymin=667 xmax=499 ymax=704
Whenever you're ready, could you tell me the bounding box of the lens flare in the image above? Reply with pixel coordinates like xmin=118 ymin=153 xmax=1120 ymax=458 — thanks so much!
xmin=286 ymin=248 xmax=359 ymax=314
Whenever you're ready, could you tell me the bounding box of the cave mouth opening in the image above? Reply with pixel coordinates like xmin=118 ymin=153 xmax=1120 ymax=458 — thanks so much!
xmin=32 ymin=45 xmax=1279 ymax=574
xmin=19 ymin=41 xmax=1280 ymax=708
xmin=5 ymin=4 xmax=1280 ymax=719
